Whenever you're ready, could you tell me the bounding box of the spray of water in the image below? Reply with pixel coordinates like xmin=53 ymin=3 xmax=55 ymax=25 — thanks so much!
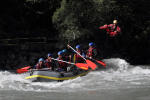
xmin=0 ymin=58 xmax=150 ymax=92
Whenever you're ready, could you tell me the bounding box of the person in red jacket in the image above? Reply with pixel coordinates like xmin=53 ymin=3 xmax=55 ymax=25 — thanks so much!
xmin=61 ymin=49 xmax=72 ymax=63
xmin=45 ymin=53 xmax=55 ymax=70
xmin=35 ymin=58 xmax=45 ymax=69
xmin=56 ymin=51 xmax=67 ymax=72
xmin=74 ymin=45 xmax=85 ymax=63
xmin=99 ymin=20 xmax=121 ymax=37
xmin=86 ymin=42 xmax=97 ymax=59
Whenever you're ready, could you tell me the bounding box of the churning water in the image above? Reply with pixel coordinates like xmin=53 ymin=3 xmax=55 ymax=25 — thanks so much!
xmin=0 ymin=58 xmax=150 ymax=100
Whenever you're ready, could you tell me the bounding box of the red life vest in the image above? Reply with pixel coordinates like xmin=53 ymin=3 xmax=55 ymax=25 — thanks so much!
xmin=87 ymin=47 xmax=94 ymax=58
xmin=58 ymin=58 xmax=67 ymax=68
xmin=75 ymin=50 xmax=83 ymax=62
xmin=99 ymin=24 xmax=121 ymax=37
xmin=64 ymin=55 xmax=71 ymax=62
xmin=45 ymin=59 xmax=52 ymax=68
xmin=36 ymin=63 xmax=45 ymax=69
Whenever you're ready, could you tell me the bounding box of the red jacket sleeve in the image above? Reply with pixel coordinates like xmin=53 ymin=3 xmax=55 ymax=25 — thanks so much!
xmin=99 ymin=25 xmax=108 ymax=29
xmin=107 ymin=24 xmax=113 ymax=27
xmin=109 ymin=32 xmax=117 ymax=37
xmin=36 ymin=64 xmax=40 ymax=69
xmin=117 ymin=26 xmax=121 ymax=33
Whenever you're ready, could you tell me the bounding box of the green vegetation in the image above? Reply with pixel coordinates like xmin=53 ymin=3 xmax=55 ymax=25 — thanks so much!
xmin=0 ymin=0 xmax=149 ymax=68
xmin=52 ymin=0 xmax=149 ymax=46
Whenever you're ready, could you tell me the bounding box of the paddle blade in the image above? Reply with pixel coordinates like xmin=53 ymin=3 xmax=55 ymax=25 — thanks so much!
xmin=17 ymin=69 xmax=29 ymax=74
xmin=21 ymin=66 xmax=31 ymax=70
xmin=16 ymin=66 xmax=31 ymax=74
xmin=86 ymin=60 xmax=97 ymax=70
xmin=96 ymin=60 xmax=106 ymax=67
xmin=75 ymin=63 xmax=89 ymax=70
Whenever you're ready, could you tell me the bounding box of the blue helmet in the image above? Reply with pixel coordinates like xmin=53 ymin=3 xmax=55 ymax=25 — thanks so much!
xmin=39 ymin=58 xmax=44 ymax=62
xmin=62 ymin=49 xmax=67 ymax=53
xmin=58 ymin=51 xmax=63 ymax=55
xmin=89 ymin=42 xmax=94 ymax=46
xmin=76 ymin=45 xmax=80 ymax=49
xmin=47 ymin=53 xmax=52 ymax=57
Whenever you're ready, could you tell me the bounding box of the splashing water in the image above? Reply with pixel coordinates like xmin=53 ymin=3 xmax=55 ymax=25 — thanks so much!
xmin=0 ymin=58 xmax=150 ymax=92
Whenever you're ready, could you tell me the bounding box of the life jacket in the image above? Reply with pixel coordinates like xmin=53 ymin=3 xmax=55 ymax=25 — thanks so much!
xmin=57 ymin=57 xmax=67 ymax=68
xmin=74 ymin=50 xmax=83 ymax=63
xmin=63 ymin=55 xmax=71 ymax=62
xmin=99 ymin=24 xmax=121 ymax=37
xmin=63 ymin=49 xmax=72 ymax=62
xmin=36 ymin=62 xmax=45 ymax=69
xmin=45 ymin=59 xmax=52 ymax=68
xmin=87 ymin=47 xmax=94 ymax=58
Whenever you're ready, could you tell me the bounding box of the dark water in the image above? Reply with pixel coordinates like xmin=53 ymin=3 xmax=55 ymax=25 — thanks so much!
xmin=0 ymin=58 xmax=150 ymax=100
xmin=1 ymin=88 xmax=150 ymax=100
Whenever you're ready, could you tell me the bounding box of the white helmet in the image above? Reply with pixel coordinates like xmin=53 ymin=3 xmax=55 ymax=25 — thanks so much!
xmin=113 ymin=20 xmax=118 ymax=24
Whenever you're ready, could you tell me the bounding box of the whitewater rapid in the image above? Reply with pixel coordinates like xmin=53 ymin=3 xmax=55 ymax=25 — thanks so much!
xmin=1 ymin=58 xmax=150 ymax=92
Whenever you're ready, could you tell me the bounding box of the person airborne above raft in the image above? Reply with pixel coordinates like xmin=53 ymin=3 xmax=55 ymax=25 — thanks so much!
xmin=99 ymin=20 xmax=121 ymax=37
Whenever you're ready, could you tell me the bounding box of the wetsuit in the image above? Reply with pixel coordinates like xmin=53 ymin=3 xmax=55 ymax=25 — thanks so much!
xmin=74 ymin=50 xmax=85 ymax=63
xmin=35 ymin=62 xmax=46 ymax=69
xmin=86 ymin=47 xmax=97 ymax=59
xmin=45 ymin=59 xmax=55 ymax=70
xmin=99 ymin=24 xmax=121 ymax=37
xmin=56 ymin=57 xmax=67 ymax=72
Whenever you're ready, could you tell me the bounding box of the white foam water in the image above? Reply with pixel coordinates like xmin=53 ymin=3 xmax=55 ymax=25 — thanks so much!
xmin=0 ymin=58 xmax=150 ymax=92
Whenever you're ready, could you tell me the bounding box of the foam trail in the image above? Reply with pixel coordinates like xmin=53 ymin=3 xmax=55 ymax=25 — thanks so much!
xmin=103 ymin=58 xmax=130 ymax=71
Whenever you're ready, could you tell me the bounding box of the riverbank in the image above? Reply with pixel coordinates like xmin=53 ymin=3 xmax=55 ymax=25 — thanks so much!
xmin=0 ymin=36 xmax=150 ymax=70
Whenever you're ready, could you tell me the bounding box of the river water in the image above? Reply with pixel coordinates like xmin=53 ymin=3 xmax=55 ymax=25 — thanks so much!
xmin=0 ymin=58 xmax=150 ymax=100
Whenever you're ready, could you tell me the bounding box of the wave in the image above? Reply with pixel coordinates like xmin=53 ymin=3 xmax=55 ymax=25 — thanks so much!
xmin=0 ymin=58 xmax=150 ymax=92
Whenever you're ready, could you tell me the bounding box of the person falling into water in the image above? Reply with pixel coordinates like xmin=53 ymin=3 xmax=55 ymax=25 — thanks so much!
xmin=99 ymin=20 xmax=121 ymax=51
xmin=99 ymin=19 xmax=121 ymax=37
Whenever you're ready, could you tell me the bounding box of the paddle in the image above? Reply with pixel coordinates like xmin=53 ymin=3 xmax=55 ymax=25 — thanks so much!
xmin=67 ymin=45 xmax=97 ymax=70
xmin=16 ymin=66 xmax=31 ymax=74
xmin=51 ymin=58 xmax=89 ymax=70
xmin=96 ymin=60 xmax=106 ymax=67
xmin=17 ymin=58 xmax=89 ymax=74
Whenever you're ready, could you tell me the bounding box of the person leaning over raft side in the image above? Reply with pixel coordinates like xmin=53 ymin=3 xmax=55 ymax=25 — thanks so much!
xmin=61 ymin=49 xmax=71 ymax=63
xmin=62 ymin=44 xmax=74 ymax=62
xmin=99 ymin=20 xmax=121 ymax=37
xmin=56 ymin=51 xmax=68 ymax=72
xmin=86 ymin=42 xmax=97 ymax=59
xmin=74 ymin=45 xmax=85 ymax=63
xmin=35 ymin=58 xmax=46 ymax=69
xmin=45 ymin=53 xmax=55 ymax=71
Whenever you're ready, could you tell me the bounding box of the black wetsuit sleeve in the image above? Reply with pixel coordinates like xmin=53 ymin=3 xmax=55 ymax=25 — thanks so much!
xmin=54 ymin=60 xmax=59 ymax=68
xmin=51 ymin=60 xmax=57 ymax=70
xmin=93 ymin=49 xmax=98 ymax=58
